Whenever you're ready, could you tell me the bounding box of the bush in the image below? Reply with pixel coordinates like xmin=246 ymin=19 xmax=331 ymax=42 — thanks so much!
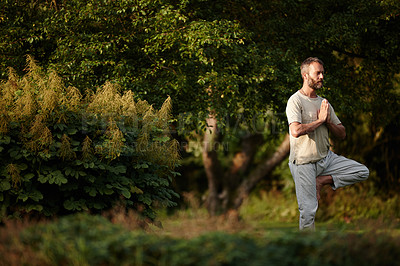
xmin=10 ymin=213 xmax=400 ymax=266
xmin=316 ymin=183 xmax=400 ymax=224
xmin=0 ymin=56 xmax=180 ymax=219
xmin=20 ymin=214 xmax=261 ymax=265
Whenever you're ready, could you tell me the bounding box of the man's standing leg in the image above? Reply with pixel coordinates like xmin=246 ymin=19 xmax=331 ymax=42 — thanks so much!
xmin=289 ymin=162 xmax=319 ymax=230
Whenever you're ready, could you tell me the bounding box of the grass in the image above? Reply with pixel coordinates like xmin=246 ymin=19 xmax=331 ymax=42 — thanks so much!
xmin=147 ymin=186 xmax=400 ymax=239
xmin=150 ymin=210 xmax=400 ymax=240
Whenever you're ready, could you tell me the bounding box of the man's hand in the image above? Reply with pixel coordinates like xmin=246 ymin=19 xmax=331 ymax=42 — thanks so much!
xmin=290 ymin=98 xmax=346 ymax=139
xmin=290 ymin=99 xmax=329 ymax=138
xmin=318 ymin=99 xmax=330 ymax=123
xmin=320 ymin=99 xmax=346 ymax=139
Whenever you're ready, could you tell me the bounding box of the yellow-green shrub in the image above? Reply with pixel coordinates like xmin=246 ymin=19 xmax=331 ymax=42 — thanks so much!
xmin=0 ymin=56 xmax=180 ymax=219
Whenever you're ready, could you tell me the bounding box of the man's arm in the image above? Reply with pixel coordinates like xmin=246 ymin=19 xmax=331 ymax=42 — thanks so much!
xmin=289 ymin=120 xmax=324 ymax=138
xmin=289 ymin=99 xmax=330 ymax=138
xmin=327 ymin=122 xmax=346 ymax=140
xmin=289 ymin=99 xmax=346 ymax=139
xmin=325 ymin=100 xmax=346 ymax=139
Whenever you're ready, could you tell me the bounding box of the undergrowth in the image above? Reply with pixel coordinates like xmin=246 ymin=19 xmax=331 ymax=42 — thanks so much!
xmin=0 ymin=208 xmax=399 ymax=266
xmin=1 ymin=184 xmax=399 ymax=265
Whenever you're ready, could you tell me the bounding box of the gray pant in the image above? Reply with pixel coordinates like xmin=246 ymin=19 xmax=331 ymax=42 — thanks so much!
xmin=289 ymin=151 xmax=369 ymax=230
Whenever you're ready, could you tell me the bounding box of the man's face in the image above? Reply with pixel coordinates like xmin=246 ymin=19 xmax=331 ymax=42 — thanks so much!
xmin=306 ymin=62 xmax=324 ymax=90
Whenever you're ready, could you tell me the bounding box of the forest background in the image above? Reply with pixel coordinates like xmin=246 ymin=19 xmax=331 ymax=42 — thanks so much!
xmin=0 ymin=0 xmax=400 ymax=261
xmin=1 ymin=0 xmax=400 ymax=264
xmin=1 ymin=0 xmax=400 ymax=219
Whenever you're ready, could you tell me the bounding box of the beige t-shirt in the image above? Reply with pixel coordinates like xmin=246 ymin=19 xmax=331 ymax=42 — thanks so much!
xmin=286 ymin=91 xmax=341 ymax=164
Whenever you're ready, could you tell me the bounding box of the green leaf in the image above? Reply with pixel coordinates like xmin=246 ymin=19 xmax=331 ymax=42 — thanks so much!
xmin=65 ymin=167 xmax=73 ymax=176
xmin=78 ymin=171 xmax=87 ymax=177
xmin=29 ymin=190 xmax=44 ymax=202
xmin=25 ymin=204 xmax=43 ymax=212
xmin=56 ymin=176 xmax=68 ymax=185
xmin=85 ymin=186 xmax=97 ymax=197
xmin=38 ymin=174 xmax=47 ymax=184
xmin=121 ymin=189 xmax=131 ymax=199
xmin=93 ymin=202 xmax=105 ymax=209
xmin=138 ymin=195 xmax=152 ymax=206
xmin=153 ymin=136 xmax=170 ymax=142
xmin=134 ymin=163 xmax=149 ymax=169
xmin=9 ymin=150 xmax=20 ymax=159
xmin=67 ymin=128 xmax=78 ymax=135
xmin=0 ymin=136 xmax=11 ymax=144
xmin=103 ymin=188 xmax=114 ymax=195
xmin=0 ymin=180 xmax=11 ymax=191
xmin=87 ymin=175 xmax=96 ymax=183
xmin=83 ymin=162 xmax=95 ymax=168
xmin=19 ymin=164 xmax=28 ymax=170
xmin=131 ymin=186 xmax=143 ymax=194
xmin=24 ymin=173 xmax=35 ymax=180
xmin=64 ymin=200 xmax=74 ymax=210
xmin=114 ymin=165 xmax=127 ymax=174
xmin=17 ymin=193 xmax=29 ymax=202
xmin=54 ymin=123 xmax=67 ymax=130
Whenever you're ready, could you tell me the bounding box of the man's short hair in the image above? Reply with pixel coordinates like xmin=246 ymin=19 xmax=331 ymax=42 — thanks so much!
xmin=300 ymin=57 xmax=324 ymax=77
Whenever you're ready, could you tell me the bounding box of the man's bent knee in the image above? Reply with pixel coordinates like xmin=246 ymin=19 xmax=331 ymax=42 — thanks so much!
xmin=360 ymin=165 xmax=369 ymax=181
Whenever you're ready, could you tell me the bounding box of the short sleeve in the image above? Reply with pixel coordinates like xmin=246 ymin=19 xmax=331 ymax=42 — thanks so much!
xmin=329 ymin=104 xmax=341 ymax=125
xmin=286 ymin=95 xmax=302 ymax=125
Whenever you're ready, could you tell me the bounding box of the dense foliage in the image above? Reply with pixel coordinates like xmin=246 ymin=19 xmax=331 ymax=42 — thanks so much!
xmin=0 ymin=0 xmax=279 ymax=122
xmin=1 ymin=212 xmax=399 ymax=265
xmin=1 ymin=0 xmax=400 ymax=203
xmin=2 ymin=0 xmax=399 ymax=119
xmin=0 ymin=57 xmax=179 ymax=219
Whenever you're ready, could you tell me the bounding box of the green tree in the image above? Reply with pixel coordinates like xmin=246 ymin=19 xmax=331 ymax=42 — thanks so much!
xmin=1 ymin=0 xmax=294 ymax=215
xmin=1 ymin=0 xmax=399 ymax=215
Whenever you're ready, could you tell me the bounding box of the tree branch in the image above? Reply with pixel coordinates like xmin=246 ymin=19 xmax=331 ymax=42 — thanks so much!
xmin=233 ymin=133 xmax=290 ymax=209
xmin=219 ymin=133 xmax=263 ymax=211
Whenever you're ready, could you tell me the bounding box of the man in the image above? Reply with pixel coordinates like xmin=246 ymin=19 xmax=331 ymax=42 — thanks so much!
xmin=286 ymin=57 xmax=369 ymax=230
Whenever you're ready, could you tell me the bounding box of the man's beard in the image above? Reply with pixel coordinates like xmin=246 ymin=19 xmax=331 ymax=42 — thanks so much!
xmin=308 ymin=77 xmax=323 ymax=90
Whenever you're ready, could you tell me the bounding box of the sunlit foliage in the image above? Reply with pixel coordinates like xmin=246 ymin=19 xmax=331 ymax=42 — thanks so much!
xmin=0 ymin=56 xmax=179 ymax=219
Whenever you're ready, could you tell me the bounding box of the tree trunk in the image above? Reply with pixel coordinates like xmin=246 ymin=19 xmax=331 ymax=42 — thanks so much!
xmin=202 ymin=113 xmax=223 ymax=216
xmin=233 ymin=133 xmax=290 ymax=209
xmin=202 ymin=113 xmax=290 ymax=215
xmin=220 ymin=133 xmax=264 ymax=211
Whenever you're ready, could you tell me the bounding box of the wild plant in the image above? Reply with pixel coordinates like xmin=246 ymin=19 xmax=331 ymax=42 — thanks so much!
xmin=0 ymin=56 xmax=179 ymax=219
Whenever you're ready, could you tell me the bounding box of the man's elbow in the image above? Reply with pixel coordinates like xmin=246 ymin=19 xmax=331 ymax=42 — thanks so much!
xmin=338 ymin=127 xmax=346 ymax=140
xmin=289 ymin=123 xmax=303 ymax=138
xmin=290 ymin=129 xmax=301 ymax=138
xmin=332 ymin=124 xmax=346 ymax=140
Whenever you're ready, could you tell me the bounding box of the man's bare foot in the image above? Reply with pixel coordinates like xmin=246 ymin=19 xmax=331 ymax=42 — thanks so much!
xmin=316 ymin=175 xmax=333 ymax=200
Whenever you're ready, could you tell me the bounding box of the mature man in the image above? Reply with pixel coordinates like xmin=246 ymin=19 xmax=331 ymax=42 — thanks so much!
xmin=286 ymin=57 xmax=369 ymax=230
